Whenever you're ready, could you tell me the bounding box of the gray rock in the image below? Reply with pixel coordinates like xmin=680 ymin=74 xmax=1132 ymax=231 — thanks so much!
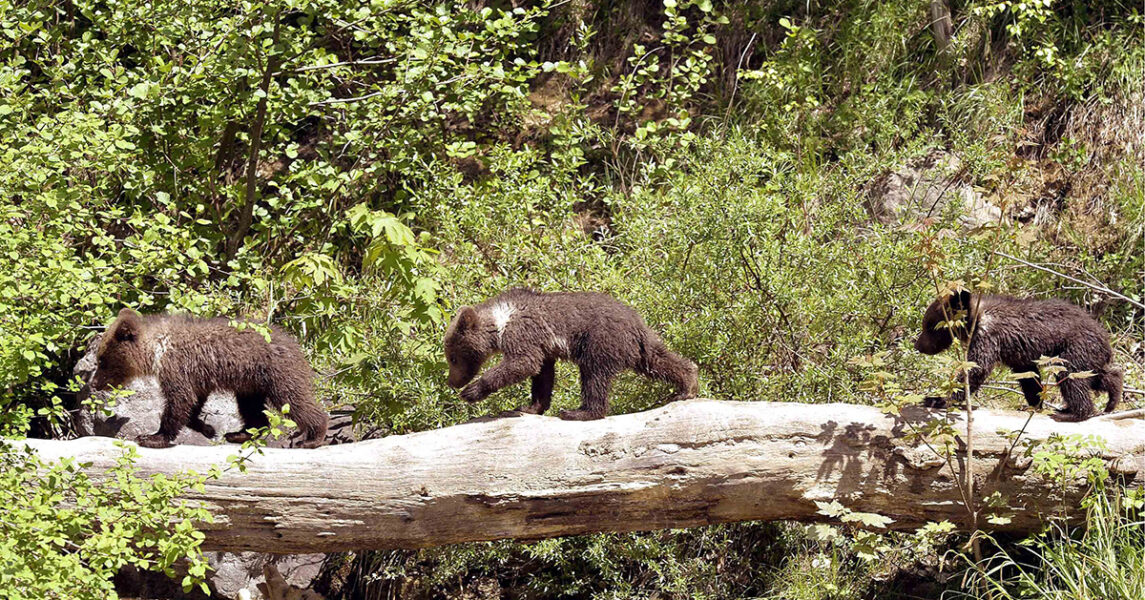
xmin=113 ymin=554 xmax=328 ymax=600
xmin=868 ymin=150 xmax=1001 ymax=228
xmin=210 ymin=553 xmax=326 ymax=600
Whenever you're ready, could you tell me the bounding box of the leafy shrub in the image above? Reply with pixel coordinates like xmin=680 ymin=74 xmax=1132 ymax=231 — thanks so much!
xmin=0 ymin=442 xmax=213 ymax=599
xmin=0 ymin=0 xmax=1142 ymax=597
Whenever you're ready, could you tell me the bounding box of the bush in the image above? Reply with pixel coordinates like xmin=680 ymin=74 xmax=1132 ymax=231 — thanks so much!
xmin=1 ymin=0 xmax=1141 ymax=597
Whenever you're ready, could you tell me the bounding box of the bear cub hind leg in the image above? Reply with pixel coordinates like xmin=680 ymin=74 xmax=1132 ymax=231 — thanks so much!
xmin=1050 ymin=377 xmax=1098 ymax=422
xmin=558 ymin=368 xmax=613 ymax=421
xmin=638 ymin=340 xmax=699 ymax=403
xmin=224 ymin=394 xmax=271 ymax=444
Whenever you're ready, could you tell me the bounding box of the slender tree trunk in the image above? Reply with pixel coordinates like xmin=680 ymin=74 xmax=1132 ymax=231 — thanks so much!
xmin=226 ymin=12 xmax=282 ymax=260
xmin=929 ymin=0 xmax=953 ymax=55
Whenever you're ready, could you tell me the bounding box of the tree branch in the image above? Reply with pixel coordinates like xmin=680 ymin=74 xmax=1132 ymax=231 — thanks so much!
xmin=226 ymin=12 xmax=283 ymax=261
xmin=994 ymin=251 xmax=1145 ymax=310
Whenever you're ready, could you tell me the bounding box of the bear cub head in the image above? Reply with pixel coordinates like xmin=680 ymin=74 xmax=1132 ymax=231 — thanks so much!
xmin=915 ymin=289 xmax=973 ymax=356
xmin=89 ymin=308 xmax=152 ymax=391
xmin=443 ymin=306 xmax=496 ymax=389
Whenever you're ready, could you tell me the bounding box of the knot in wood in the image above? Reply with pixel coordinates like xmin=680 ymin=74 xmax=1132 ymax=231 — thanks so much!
xmin=893 ymin=445 xmax=945 ymax=470
xmin=1107 ymin=455 xmax=1140 ymax=478
xmin=578 ymin=433 xmax=626 ymax=458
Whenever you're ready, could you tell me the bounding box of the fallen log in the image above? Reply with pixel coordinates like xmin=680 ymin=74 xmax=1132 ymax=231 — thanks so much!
xmin=18 ymin=400 xmax=1145 ymax=554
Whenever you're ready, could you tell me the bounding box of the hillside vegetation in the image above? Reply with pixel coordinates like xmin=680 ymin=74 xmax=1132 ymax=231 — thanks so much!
xmin=0 ymin=0 xmax=1141 ymax=598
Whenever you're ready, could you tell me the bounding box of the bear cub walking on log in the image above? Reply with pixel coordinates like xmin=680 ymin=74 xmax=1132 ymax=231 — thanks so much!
xmin=90 ymin=309 xmax=329 ymax=448
xmin=443 ymin=288 xmax=699 ymax=420
xmin=914 ymin=290 xmax=1122 ymax=422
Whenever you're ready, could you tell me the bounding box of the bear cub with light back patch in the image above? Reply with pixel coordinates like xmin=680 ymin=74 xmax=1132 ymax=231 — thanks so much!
xmin=444 ymin=288 xmax=699 ymax=420
xmin=90 ymin=308 xmax=329 ymax=448
xmin=915 ymin=290 xmax=1122 ymax=422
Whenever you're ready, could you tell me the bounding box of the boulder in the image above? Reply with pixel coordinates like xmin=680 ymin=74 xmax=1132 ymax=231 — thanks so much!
xmin=868 ymin=150 xmax=1001 ymax=228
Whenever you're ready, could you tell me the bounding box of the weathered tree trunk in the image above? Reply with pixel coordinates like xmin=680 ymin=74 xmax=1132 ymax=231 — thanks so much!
xmin=19 ymin=400 xmax=1145 ymax=554
xmin=929 ymin=0 xmax=954 ymax=55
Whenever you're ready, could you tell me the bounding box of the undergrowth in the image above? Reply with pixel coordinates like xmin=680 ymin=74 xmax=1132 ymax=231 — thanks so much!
xmin=1 ymin=0 xmax=1141 ymax=597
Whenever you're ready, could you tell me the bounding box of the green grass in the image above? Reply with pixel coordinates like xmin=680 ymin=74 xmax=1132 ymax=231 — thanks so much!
xmin=963 ymin=488 xmax=1145 ymax=600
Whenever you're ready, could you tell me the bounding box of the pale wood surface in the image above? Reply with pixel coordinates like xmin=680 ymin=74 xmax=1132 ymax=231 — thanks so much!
xmin=19 ymin=400 xmax=1145 ymax=554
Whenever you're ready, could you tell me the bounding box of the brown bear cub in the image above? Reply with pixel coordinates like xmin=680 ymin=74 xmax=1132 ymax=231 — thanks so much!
xmin=915 ymin=290 xmax=1122 ymax=421
xmin=90 ymin=309 xmax=329 ymax=448
xmin=444 ymin=288 xmax=699 ymax=420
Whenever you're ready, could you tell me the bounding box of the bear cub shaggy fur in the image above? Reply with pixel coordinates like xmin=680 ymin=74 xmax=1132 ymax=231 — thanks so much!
xmin=915 ymin=290 xmax=1122 ymax=422
xmin=90 ymin=309 xmax=329 ymax=448
xmin=444 ymin=288 xmax=699 ymax=420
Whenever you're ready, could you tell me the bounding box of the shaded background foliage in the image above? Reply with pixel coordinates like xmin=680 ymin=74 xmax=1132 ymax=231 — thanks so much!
xmin=1 ymin=0 xmax=1142 ymax=597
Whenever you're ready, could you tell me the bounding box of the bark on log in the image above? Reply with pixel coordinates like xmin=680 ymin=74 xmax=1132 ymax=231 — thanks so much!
xmin=18 ymin=400 xmax=1145 ymax=554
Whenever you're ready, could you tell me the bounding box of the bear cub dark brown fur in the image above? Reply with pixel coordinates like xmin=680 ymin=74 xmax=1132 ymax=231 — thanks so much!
xmin=444 ymin=288 xmax=699 ymax=420
xmin=90 ymin=309 xmax=329 ymax=448
xmin=915 ymin=290 xmax=1122 ymax=422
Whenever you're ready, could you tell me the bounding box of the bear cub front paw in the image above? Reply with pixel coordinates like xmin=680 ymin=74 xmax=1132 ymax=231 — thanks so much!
xmin=558 ymin=409 xmax=605 ymax=421
xmin=136 ymin=433 xmax=175 ymax=449
xmin=224 ymin=431 xmax=254 ymax=444
xmin=460 ymin=382 xmax=487 ymax=403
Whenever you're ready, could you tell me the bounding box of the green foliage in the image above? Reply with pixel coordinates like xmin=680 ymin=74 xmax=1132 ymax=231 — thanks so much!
xmin=347 ymin=523 xmax=908 ymax=600
xmin=612 ymin=0 xmax=725 ymax=153
xmin=0 ymin=0 xmax=539 ymax=414
xmin=0 ymin=442 xmax=213 ymax=599
xmin=0 ymin=407 xmax=296 ymax=599
xmin=1026 ymin=433 xmax=1111 ymax=494
xmin=962 ymin=485 xmax=1145 ymax=600
xmin=0 ymin=0 xmax=1142 ymax=596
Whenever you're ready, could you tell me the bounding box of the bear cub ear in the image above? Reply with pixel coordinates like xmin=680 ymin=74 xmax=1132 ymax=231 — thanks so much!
xmin=112 ymin=308 xmax=143 ymax=343
xmin=949 ymin=289 xmax=973 ymax=313
xmin=455 ymin=306 xmax=480 ymax=332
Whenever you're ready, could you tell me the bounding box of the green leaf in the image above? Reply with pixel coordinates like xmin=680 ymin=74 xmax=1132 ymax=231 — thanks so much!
xmin=844 ymin=511 xmax=895 ymax=529
xmin=128 ymin=82 xmax=150 ymax=99
xmin=987 ymin=514 xmax=1012 ymax=525
xmin=815 ymin=500 xmax=847 ymax=518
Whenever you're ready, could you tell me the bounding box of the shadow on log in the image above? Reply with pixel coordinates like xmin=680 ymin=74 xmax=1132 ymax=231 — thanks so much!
xmin=17 ymin=400 xmax=1145 ymax=554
